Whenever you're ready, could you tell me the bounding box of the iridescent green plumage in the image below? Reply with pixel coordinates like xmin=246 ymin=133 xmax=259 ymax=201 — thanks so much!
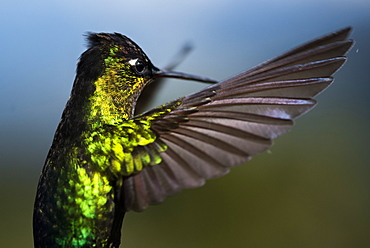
xmin=34 ymin=28 xmax=353 ymax=247
xmin=33 ymin=32 xmax=212 ymax=247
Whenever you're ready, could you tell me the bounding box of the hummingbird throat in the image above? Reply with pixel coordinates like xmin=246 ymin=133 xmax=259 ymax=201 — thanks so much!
xmin=86 ymin=45 xmax=147 ymax=126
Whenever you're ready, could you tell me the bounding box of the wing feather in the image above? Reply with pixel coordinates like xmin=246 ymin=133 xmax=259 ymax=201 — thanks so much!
xmin=240 ymin=27 xmax=352 ymax=76
xmin=215 ymin=78 xmax=333 ymax=98
xmin=121 ymin=27 xmax=354 ymax=212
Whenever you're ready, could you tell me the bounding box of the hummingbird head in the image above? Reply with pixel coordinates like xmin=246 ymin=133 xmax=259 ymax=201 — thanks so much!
xmin=76 ymin=32 xmax=157 ymax=94
xmin=71 ymin=32 xmax=216 ymax=124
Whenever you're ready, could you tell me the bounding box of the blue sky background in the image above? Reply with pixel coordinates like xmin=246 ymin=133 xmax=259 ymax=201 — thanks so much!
xmin=0 ymin=1 xmax=369 ymax=247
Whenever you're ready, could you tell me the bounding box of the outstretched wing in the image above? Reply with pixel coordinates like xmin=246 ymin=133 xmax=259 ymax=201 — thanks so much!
xmin=119 ymin=27 xmax=353 ymax=212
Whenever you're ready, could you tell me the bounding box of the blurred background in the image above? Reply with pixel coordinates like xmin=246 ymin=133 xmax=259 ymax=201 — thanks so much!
xmin=0 ymin=0 xmax=369 ymax=247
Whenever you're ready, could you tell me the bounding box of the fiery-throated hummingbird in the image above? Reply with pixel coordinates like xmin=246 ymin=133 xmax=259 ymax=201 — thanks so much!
xmin=33 ymin=28 xmax=354 ymax=247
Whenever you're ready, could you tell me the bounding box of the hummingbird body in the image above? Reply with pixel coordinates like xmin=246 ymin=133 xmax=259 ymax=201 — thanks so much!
xmin=34 ymin=29 xmax=353 ymax=247
xmin=34 ymin=34 xmax=163 ymax=247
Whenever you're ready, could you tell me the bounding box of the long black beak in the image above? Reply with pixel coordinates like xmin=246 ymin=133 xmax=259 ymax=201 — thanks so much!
xmin=153 ymin=68 xmax=218 ymax=84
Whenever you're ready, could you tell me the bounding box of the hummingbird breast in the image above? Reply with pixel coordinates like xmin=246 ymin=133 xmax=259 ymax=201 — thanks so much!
xmin=33 ymin=139 xmax=122 ymax=247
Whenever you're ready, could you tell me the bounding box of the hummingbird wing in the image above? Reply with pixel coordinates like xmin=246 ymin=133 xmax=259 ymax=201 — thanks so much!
xmin=118 ymin=27 xmax=353 ymax=211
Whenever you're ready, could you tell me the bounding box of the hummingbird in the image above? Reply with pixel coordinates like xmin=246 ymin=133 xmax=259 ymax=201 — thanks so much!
xmin=33 ymin=27 xmax=354 ymax=247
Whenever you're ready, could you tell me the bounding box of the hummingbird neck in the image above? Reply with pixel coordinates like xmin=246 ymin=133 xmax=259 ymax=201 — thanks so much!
xmin=84 ymin=48 xmax=148 ymax=127
xmin=86 ymin=76 xmax=139 ymax=126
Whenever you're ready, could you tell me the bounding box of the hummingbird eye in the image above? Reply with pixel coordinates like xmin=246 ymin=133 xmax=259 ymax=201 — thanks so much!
xmin=129 ymin=58 xmax=147 ymax=75
xmin=135 ymin=60 xmax=146 ymax=73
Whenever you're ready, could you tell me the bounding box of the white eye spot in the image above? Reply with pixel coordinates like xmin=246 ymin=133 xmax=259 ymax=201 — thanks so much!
xmin=128 ymin=58 xmax=138 ymax=66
